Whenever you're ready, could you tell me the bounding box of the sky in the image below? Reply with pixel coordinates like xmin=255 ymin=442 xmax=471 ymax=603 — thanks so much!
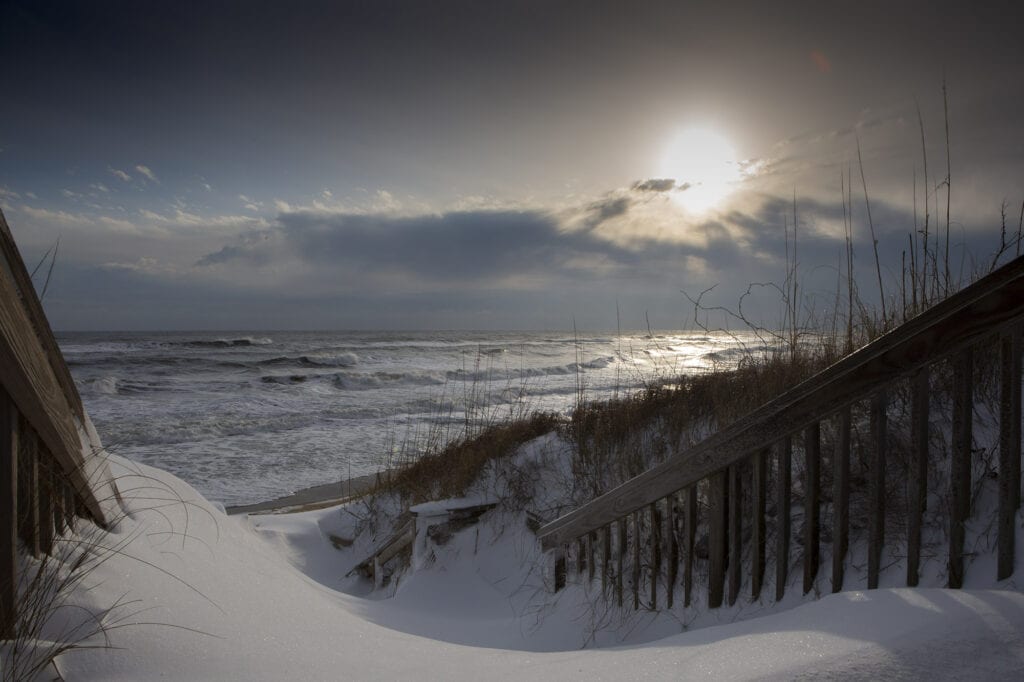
xmin=1 ymin=0 xmax=1022 ymax=331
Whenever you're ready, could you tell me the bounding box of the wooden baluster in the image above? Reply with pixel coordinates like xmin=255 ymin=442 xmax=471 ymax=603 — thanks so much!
xmin=666 ymin=494 xmax=678 ymax=609
xmin=51 ymin=465 xmax=64 ymax=536
xmin=803 ymin=421 xmax=821 ymax=595
xmin=63 ymin=481 xmax=75 ymax=529
xmin=728 ymin=464 xmax=742 ymax=605
xmin=587 ymin=531 xmax=595 ymax=583
xmin=602 ymin=524 xmax=611 ymax=597
xmin=17 ymin=420 xmax=39 ymax=558
xmin=908 ymin=369 xmax=930 ymax=587
xmin=999 ymin=329 xmax=1022 ymax=580
xmin=775 ymin=437 xmax=792 ymax=601
xmin=649 ymin=502 xmax=660 ymax=609
xmin=949 ymin=349 xmax=973 ymax=589
xmin=833 ymin=406 xmax=851 ymax=592
xmin=751 ymin=449 xmax=766 ymax=600
xmin=0 ymin=389 xmax=18 ymax=639
xmin=1013 ymin=328 xmax=1023 ymax=515
xmin=684 ymin=485 xmax=696 ymax=607
xmin=616 ymin=517 xmax=625 ymax=608
xmin=37 ymin=451 xmax=54 ymax=555
xmin=868 ymin=390 xmax=887 ymax=589
xmin=553 ymin=546 xmax=566 ymax=591
xmin=708 ymin=470 xmax=727 ymax=609
xmin=632 ymin=511 xmax=641 ymax=610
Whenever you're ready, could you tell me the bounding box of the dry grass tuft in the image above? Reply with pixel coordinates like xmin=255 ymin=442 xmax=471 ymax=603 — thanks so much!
xmin=370 ymin=411 xmax=562 ymax=504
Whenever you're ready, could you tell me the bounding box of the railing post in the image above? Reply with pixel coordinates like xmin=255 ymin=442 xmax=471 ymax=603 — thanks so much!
xmin=684 ymin=485 xmax=696 ymax=607
xmin=631 ymin=511 xmax=641 ymax=610
xmin=998 ymin=329 xmax=1022 ymax=580
xmin=615 ymin=518 xmax=625 ymax=608
xmin=17 ymin=419 xmax=39 ymax=558
xmin=649 ymin=502 xmax=660 ymax=609
xmin=728 ymin=464 xmax=742 ymax=606
xmin=38 ymin=450 xmax=54 ymax=555
xmin=803 ymin=422 xmax=820 ymax=594
xmin=602 ymin=524 xmax=611 ymax=597
xmin=708 ymin=470 xmax=727 ymax=609
xmin=751 ymin=449 xmax=766 ymax=600
xmin=63 ymin=482 xmax=75 ymax=529
xmin=587 ymin=531 xmax=595 ymax=583
xmin=552 ymin=547 xmax=566 ymax=592
xmin=666 ymin=494 xmax=677 ymax=609
xmin=0 ymin=388 xmax=18 ymax=639
xmin=868 ymin=390 xmax=887 ymax=589
xmin=775 ymin=437 xmax=792 ymax=602
xmin=908 ymin=368 xmax=930 ymax=587
xmin=51 ymin=465 xmax=64 ymax=536
xmin=832 ymin=406 xmax=851 ymax=593
xmin=949 ymin=348 xmax=974 ymax=588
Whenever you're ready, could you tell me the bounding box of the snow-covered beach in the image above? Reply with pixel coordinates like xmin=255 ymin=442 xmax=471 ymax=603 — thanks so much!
xmin=37 ymin=329 xmax=1023 ymax=680
xmin=47 ymin=449 xmax=1024 ymax=680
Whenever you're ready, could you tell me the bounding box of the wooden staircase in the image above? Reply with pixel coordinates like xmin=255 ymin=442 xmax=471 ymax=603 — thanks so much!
xmin=538 ymin=255 xmax=1024 ymax=609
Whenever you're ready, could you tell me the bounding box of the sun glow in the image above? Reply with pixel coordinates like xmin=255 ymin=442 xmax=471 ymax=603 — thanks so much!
xmin=660 ymin=127 xmax=740 ymax=213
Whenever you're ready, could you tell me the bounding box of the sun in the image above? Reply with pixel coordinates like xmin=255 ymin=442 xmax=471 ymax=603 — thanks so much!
xmin=660 ymin=127 xmax=740 ymax=213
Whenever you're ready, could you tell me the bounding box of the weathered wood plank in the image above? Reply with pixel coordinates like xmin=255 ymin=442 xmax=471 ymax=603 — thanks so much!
xmin=803 ymin=422 xmax=821 ymax=594
xmin=649 ymin=502 xmax=660 ymax=609
xmin=539 ymin=255 xmax=1024 ymax=549
xmin=616 ymin=517 xmax=625 ymax=608
xmin=728 ymin=464 xmax=741 ymax=606
xmin=708 ymin=470 xmax=727 ymax=609
xmin=832 ymin=406 xmax=851 ymax=593
xmin=17 ymin=418 xmax=39 ymax=558
xmin=684 ymin=485 xmax=696 ymax=607
xmin=377 ymin=519 xmax=415 ymax=565
xmin=776 ymin=437 xmax=792 ymax=602
xmin=666 ymin=495 xmax=677 ymax=609
xmin=751 ymin=449 xmax=766 ymax=600
xmin=998 ymin=329 xmax=1022 ymax=580
xmin=908 ymin=369 xmax=929 ymax=587
xmin=949 ymin=349 xmax=974 ymax=588
xmin=868 ymin=390 xmax=887 ymax=589
xmin=0 ymin=388 xmax=18 ymax=638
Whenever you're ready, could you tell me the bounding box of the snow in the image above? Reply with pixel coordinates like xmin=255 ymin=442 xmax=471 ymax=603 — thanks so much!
xmin=41 ymin=452 xmax=1024 ymax=680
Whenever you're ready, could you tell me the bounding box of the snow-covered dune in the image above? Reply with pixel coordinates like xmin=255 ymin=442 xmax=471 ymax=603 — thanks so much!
xmin=46 ymin=455 xmax=1024 ymax=680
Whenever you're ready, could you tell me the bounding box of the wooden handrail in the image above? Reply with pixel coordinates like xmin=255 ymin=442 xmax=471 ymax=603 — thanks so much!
xmin=0 ymin=209 xmax=112 ymax=526
xmin=0 ymin=211 xmax=84 ymax=421
xmin=539 ymin=254 xmax=1024 ymax=550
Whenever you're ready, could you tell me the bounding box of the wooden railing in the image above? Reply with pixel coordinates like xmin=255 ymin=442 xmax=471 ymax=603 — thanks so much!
xmin=0 ymin=209 xmax=121 ymax=638
xmin=539 ymin=254 xmax=1024 ymax=610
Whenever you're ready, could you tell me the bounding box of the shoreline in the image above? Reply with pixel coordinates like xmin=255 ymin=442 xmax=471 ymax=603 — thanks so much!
xmin=226 ymin=471 xmax=381 ymax=515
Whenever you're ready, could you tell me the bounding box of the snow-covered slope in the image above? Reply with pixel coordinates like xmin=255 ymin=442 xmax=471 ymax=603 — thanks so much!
xmin=40 ymin=454 xmax=1024 ymax=680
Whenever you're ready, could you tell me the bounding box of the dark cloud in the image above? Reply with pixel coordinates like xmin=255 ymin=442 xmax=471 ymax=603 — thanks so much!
xmin=582 ymin=196 xmax=633 ymax=230
xmin=632 ymin=179 xmax=675 ymax=193
xmin=199 ymin=208 xmax=649 ymax=284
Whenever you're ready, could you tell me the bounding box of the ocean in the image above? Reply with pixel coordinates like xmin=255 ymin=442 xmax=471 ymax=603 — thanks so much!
xmin=57 ymin=330 xmax=753 ymax=506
